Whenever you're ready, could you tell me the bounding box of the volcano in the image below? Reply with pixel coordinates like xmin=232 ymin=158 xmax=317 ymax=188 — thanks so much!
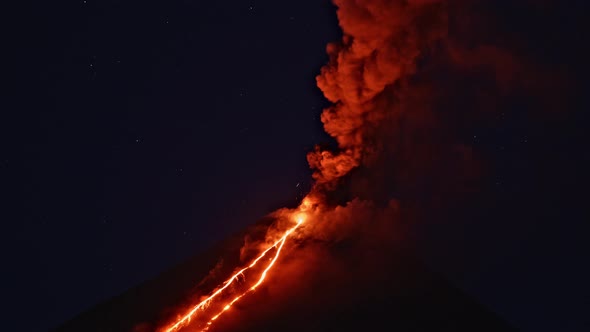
xmin=52 ymin=215 xmax=515 ymax=332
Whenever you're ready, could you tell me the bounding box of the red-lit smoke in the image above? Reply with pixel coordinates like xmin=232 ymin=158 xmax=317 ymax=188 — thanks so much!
xmin=308 ymin=0 xmax=447 ymax=191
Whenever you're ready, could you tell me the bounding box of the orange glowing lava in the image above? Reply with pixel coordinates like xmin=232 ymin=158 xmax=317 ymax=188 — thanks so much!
xmin=203 ymin=236 xmax=287 ymax=330
xmin=162 ymin=209 xmax=307 ymax=332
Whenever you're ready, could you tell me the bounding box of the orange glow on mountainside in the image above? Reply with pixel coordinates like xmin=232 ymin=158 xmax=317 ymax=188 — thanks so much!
xmin=160 ymin=201 xmax=310 ymax=332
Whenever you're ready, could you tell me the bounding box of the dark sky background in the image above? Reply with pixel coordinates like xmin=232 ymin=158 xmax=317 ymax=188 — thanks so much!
xmin=2 ymin=1 xmax=588 ymax=331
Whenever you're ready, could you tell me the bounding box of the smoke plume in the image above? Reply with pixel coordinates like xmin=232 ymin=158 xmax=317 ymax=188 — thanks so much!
xmin=308 ymin=0 xmax=447 ymax=193
xmin=307 ymin=0 xmax=569 ymax=209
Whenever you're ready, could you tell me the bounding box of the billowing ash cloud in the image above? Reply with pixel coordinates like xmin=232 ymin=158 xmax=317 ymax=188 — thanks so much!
xmin=308 ymin=0 xmax=447 ymax=191
xmin=306 ymin=0 xmax=569 ymax=208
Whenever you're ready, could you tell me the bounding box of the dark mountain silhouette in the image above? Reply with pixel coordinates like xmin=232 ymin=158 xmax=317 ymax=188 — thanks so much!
xmin=52 ymin=215 xmax=515 ymax=332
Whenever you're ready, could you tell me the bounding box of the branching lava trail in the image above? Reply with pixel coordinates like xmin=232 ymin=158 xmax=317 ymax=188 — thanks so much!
xmin=203 ymin=236 xmax=287 ymax=330
xmin=162 ymin=212 xmax=307 ymax=332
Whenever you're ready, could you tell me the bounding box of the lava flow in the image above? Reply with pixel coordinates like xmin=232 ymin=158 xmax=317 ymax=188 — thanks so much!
xmin=161 ymin=207 xmax=309 ymax=332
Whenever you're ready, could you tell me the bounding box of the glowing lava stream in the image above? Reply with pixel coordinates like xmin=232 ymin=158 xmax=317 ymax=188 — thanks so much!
xmin=164 ymin=214 xmax=306 ymax=332
xmin=203 ymin=236 xmax=287 ymax=330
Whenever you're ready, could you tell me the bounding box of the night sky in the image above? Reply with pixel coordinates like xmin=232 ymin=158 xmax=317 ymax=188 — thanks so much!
xmin=2 ymin=1 xmax=589 ymax=331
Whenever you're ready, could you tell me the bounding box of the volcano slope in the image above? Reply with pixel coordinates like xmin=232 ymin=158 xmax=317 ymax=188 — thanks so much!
xmin=52 ymin=214 xmax=515 ymax=332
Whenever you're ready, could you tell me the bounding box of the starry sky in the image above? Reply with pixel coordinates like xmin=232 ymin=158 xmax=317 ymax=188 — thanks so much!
xmin=2 ymin=1 xmax=589 ymax=331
